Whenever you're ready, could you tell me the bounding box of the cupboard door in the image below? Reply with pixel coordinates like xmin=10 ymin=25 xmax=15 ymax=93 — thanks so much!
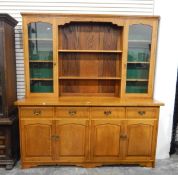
xmin=124 ymin=120 xmax=157 ymax=160
xmin=21 ymin=119 xmax=54 ymax=161
xmin=91 ymin=120 xmax=123 ymax=161
xmin=55 ymin=119 xmax=89 ymax=162
xmin=24 ymin=17 xmax=57 ymax=97
xmin=125 ymin=21 xmax=158 ymax=98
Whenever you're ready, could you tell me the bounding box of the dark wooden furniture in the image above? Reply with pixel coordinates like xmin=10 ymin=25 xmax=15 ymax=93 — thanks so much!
xmin=0 ymin=14 xmax=19 ymax=170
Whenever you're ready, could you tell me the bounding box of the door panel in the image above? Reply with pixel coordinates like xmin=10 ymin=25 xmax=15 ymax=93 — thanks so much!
xmin=91 ymin=120 xmax=123 ymax=161
xmin=125 ymin=120 xmax=157 ymax=160
xmin=21 ymin=119 xmax=54 ymax=161
xmin=55 ymin=119 xmax=89 ymax=162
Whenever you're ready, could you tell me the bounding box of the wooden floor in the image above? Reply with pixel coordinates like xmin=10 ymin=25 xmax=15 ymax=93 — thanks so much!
xmin=0 ymin=155 xmax=178 ymax=175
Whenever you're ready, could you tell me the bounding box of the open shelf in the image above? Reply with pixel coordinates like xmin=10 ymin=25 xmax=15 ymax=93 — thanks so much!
xmin=58 ymin=22 xmax=123 ymax=97
xmin=30 ymin=78 xmax=53 ymax=81
xmin=59 ymin=76 xmax=121 ymax=80
xmin=126 ymin=79 xmax=148 ymax=82
xmin=58 ymin=49 xmax=122 ymax=53
xmin=127 ymin=61 xmax=150 ymax=64
xmin=29 ymin=60 xmax=53 ymax=63
xmin=60 ymin=79 xmax=120 ymax=97
xmin=128 ymin=40 xmax=151 ymax=43
xmin=28 ymin=38 xmax=52 ymax=41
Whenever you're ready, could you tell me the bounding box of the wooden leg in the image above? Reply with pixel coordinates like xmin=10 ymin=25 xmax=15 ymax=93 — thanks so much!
xmin=5 ymin=164 xmax=14 ymax=170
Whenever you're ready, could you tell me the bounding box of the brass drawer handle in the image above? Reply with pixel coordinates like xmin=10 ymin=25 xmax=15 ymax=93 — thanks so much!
xmin=104 ymin=111 xmax=112 ymax=116
xmin=68 ymin=110 xmax=77 ymax=116
xmin=33 ymin=110 xmax=41 ymax=116
xmin=138 ymin=111 xmax=146 ymax=115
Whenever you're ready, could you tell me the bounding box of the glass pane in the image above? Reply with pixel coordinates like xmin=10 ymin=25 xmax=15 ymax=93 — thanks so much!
xmin=128 ymin=24 xmax=152 ymax=62
xmin=128 ymin=42 xmax=150 ymax=62
xmin=0 ymin=70 xmax=2 ymax=114
xmin=30 ymin=63 xmax=53 ymax=78
xmin=30 ymin=80 xmax=53 ymax=93
xmin=28 ymin=22 xmax=53 ymax=93
xmin=126 ymin=81 xmax=148 ymax=93
xmin=126 ymin=24 xmax=152 ymax=94
xmin=29 ymin=40 xmax=53 ymax=60
xmin=127 ymin=64 xmax=149 ymax=79
xmin=28 ymin=22 xmax=52 ymax=39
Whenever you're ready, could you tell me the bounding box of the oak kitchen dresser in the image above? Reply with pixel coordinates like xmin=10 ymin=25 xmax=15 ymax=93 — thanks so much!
xmin=15 ymin=13 xmax=164 ymax=168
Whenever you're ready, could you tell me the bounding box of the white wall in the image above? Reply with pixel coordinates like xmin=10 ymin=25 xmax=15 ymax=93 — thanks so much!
xmin=154 ymin=0 xmax=178 ymax=159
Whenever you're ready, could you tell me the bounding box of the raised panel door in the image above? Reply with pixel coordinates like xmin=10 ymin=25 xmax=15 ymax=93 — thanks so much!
xmin=91 ymin=120 xmax=124 ymax=161
xmin=55 ymin=119 xmax=89 ymax=162
xmin=124 ymin=120 xmax=157 ymax=160
xmin=21 ymin=119 xmax=54 ymax=161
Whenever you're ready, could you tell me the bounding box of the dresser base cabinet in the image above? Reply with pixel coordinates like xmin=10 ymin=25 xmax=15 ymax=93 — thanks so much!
xmin=17 ymin=103 xmax=161 ymax=169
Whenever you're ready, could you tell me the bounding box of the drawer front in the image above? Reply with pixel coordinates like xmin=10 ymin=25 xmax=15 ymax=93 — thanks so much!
xmin=20 ymin=107 xmax=54 ymax=118
xmin=91 ymin=107 xmax=125 ymax=118
xmin=56 ymin=107 xmax=89 ymax=118
xmin=126 ymin=107 xmax=158 ymax=118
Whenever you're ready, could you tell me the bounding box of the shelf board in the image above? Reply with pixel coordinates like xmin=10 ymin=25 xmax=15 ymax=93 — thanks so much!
xmin=127 ymin=61 xmax=150 ymax=64
xmin=30 ymin=78 xmax=53 ymax=81
xmin=126 ymin=79 xmax=148 ymax=82
xmin=0 ymin=136 xmax=5 ymax=139
xmin=0 ymin=145 xmax=6 ymax=149
xmin=28 ymin=38 xmax=52 ymax=41
xmin=128 ymin=40 xmax=151 ymax=43
xmin=59 ymin=76 xmax=121 ymax=80
xmin=29 ymin=60 xmax=53 ymax=63
xmin=58 ymin=49 xmax=122 ymax=53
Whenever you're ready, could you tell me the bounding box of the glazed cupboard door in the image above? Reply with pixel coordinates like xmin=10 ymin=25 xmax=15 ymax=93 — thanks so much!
xmin=125 ymin=20 xmax=158 ymax=98
xmin=20 ymin=119 xmax=54 ymax=161
xmin=91 ymin=120 xmax=124 ymax=161
xmin=23 ymin=17 xmax=57 ymax=97
xmin=55 ymin=119 xmax=89 ymax=162
xmin=124 ymin=120 xmax=157 ymax=160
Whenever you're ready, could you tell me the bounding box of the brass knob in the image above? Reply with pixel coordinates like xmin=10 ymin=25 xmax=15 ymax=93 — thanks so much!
xmin=68 ymin=110 xmax=77 ymax=116
xmin=104 ymin=111 xmax=112 ymax=116
xmin=138 ymin=111 xmax=146 ymax=115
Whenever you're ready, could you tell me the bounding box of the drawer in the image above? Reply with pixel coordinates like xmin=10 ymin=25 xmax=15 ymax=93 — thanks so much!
xmin=126 ymin=107 xmax=157 ymax=118
xmin=91 ymin=107 xmax=125 ymax=118
xmin=56 ymin=107 xmax=89 ymax=118
xmin=20 ymin=107 xmax=54 ymax=118
xmin=0 ymin=138 xmax=5 ymax=145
